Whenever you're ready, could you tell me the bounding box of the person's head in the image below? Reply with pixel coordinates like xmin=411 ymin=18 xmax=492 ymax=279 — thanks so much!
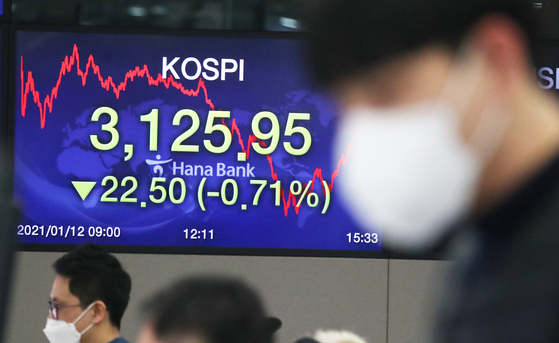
xmin=307 ymin=0 xmax=540 ymax=93
xmin=137 ymin=276 xmax=274 ymax=343
xmin=306 ymin=0 xmax=559 ymax=250
xmin=47 ymin=243 xmax=131 ymax=340
xmin=306 ymin=0 xmax=543 ymax=131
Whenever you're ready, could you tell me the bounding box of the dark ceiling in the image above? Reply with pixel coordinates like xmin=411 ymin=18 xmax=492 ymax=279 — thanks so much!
xmin=8 ymin=0 xmax=559 ymax=38
xmin=11 ymin=0 xmax=307 ymax=31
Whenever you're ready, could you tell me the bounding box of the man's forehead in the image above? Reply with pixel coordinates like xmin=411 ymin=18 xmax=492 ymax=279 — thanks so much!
xmin=50 ymin=275 xmax=76 ymax=302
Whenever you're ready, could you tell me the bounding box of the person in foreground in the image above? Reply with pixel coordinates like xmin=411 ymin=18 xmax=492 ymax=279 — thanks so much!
xmin=136 ymin=276 xmax=277 ymax=343
xmin=307 ymin=0 xmax=559 ymax=342
xmin=45 ymin=243 xmax=132 ymax=343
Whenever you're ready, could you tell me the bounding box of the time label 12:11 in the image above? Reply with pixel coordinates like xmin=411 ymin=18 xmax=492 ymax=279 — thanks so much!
xmin=184 ymin=229 xmax=214 ymax=240
xmin=89 ymin=106 xmax=312 ymax=156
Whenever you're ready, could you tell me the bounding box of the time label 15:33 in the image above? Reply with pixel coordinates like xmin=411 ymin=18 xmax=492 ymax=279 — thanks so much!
xmin=89 ymin=106 xmax=312 ymax=156
xmin=347 ymin=232 xmax=379 ymax=244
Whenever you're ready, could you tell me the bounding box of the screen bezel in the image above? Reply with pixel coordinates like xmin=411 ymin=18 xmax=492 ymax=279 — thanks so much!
xmin=0 ymin=24 xmax=9 ymax=147
xmin=8 ymin=23 xmax=390 ymax=259
xmin=0 ymin=0 xmax=11 ymax=23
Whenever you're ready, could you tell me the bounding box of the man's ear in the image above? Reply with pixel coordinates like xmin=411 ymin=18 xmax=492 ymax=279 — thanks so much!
xmin=470 ymin=14 xmax=531 ymax=91
xmin=91 ymin=300 xmax=107 ymax=325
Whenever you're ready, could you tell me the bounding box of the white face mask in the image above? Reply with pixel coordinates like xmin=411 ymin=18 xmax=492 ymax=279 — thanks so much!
xmin=335 ymin=62 xmax=508 ymax=251
xmin=43 ymin=302 xmax=95 ymax=343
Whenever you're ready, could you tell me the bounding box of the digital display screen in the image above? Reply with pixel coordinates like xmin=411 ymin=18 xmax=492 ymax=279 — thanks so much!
xmin=537 ymin=45 xmax=559 ymax=92
xmin=14 ymin=29 xmax=382 ymax=255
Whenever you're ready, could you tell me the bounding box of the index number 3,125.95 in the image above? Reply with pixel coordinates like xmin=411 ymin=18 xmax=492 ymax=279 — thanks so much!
xmin=89 ymin=107 xmax=312 ymax=156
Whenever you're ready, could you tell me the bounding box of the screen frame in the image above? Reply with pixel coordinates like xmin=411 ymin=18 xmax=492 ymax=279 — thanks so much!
xmin=0 ymin=24 xmax=9 ymax=147
xmin=8 ymin=23 xmax=390 ymax=259
xmin=0 ymin=0 xmax=11 ymax=23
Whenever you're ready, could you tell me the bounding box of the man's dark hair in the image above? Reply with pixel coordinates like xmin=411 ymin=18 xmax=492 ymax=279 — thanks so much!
xmin=142 ymin=276 xmax=273 ymax=343
xmin=305 ymin=0 xmax=541 ymax=87
xmin=53 ymin=243 xmax=131 ymax=329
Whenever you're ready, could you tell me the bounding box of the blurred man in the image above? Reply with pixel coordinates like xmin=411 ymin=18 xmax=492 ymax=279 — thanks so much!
xmin=136 ymin=276 xmax=277 ymax=343
xmin=45 ymin=243 xmax=132 ymax=343
xmin=306 ymin=0 xmax=559 ymax=342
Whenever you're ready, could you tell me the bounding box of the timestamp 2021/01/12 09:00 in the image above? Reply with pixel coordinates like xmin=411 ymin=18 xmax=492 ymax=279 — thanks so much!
xmin=17 ymin=224 xmax=121 ymax=238
xmin=16 ymin=225 xmax=215 ymax=240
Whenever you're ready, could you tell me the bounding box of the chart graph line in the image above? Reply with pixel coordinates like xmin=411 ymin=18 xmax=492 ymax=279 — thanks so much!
xmin=20 ymin=44 xmax=215 ymax=129
xmin=19 ymin=44 xmax=351 ymax=216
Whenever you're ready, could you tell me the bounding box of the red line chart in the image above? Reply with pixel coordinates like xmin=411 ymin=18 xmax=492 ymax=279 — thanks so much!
xmin=19 ymin=44 xmax=351 ymax=216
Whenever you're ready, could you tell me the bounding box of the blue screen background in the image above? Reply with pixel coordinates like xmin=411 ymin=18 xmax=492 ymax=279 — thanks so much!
xmin=14 ymin=30 xmax=381 ymax=252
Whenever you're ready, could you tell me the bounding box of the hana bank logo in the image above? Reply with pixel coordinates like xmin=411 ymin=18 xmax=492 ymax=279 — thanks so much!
xmin=146 ymin=155 xmax=173 ymax=176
